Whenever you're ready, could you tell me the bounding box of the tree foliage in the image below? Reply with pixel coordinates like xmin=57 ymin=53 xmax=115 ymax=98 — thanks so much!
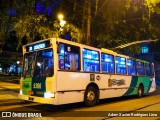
xmin=89 ymin=0 xmax=160 ymax=54
xmin=0 ymin=0 xmax=83 ymax=52
xmin=0 ymin=0 xmax=160 ymax=54
xmin=14 ymin=14 xmax=52 ymax=50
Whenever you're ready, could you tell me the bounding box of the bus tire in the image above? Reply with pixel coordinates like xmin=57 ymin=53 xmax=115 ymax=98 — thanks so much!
xmin=137 ymin=84 xmax=144 ymax=97
xmin=84 ymin=86 xmax=98 ymax=107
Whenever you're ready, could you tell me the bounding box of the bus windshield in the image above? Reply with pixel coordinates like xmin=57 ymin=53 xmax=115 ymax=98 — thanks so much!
xmin=23 ymin=49 xmax=54 ymax=78
xmin=23 ymin=52 xmax=36 ymax=77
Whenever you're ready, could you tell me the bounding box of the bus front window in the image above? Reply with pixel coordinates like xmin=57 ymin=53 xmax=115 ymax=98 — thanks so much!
xmin=34 ymin=49 xmax=54 ymax=77
xmin=23 ymin=52 xmax=36 ymax=78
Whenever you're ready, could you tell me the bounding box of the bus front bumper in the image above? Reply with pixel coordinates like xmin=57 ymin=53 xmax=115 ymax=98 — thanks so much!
xmin=18 ymin=94 xmax=57 ymax=105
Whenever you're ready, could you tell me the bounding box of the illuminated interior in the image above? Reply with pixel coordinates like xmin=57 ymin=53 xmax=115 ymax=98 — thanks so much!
xmin=136 ymin=61 xmax=145 ymax=75
xmin=116 ymin=56 xmax=126 ymax=74
xmin=58 ymin=43 xmax=80 ymax=70
xmin=83 ymin=49 xmax=100 ymax=72
xmin=23 ymin=49 xmax=53 ymax=77
xmin=127 ymin=59 xmax=136 ymax=75
xmin=101 ymin=53 xmax=114 ymax=73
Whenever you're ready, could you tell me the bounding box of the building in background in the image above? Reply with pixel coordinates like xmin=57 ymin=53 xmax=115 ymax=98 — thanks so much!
xmin=0 ymin=51 xmax=22 ymax=76
xmin=9 ymin=64 xmax=22 ymax=76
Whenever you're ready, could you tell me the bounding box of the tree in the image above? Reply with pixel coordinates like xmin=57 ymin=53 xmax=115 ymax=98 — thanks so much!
xmin=0 ymin=0 xmax=84 ymax=52
xmin=1 ymin=0 xmax=160 ymax=55
xmin=53 ymin=20 xmax=83 ymax=42
xmin=0 ymin=11 xmax=13 ymax=52
xmin=14 ymin=14 xmax=54 ymax=51
xmin=89 ymin=0 xmax=160 ymax=54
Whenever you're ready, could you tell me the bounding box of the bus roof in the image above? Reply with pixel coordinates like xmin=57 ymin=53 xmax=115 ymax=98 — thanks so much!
xmin=23 ymin=38 xmax=150 ymax=64
xmin=57 ymin=38 xmax=101 ymax=51
xmin=23 ymin=38 xmax=51 ymax=47
xmin=134 ymin=58 xmax=150 ymax=64
xmin=101 ymin=48 xmax=117 ymax=55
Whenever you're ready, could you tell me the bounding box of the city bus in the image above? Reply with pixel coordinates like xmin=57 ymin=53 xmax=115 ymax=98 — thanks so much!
xmin=18 ymin=38 xmax=156 ymax=107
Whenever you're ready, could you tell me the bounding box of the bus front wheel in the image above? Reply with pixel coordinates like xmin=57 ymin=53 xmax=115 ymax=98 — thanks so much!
xmin=84 ymin=86 xmax=98 ymax=107
xmin=137 ymin=84 xmax=144 ymax=97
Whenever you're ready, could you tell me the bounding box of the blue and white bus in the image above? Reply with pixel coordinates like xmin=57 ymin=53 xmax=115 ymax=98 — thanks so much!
xmin=19 ymin=38 xmax=156 ymax=106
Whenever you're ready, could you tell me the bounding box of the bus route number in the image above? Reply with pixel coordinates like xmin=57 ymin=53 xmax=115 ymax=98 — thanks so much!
xmin=33 ymin=83 xmax=41 ymax=89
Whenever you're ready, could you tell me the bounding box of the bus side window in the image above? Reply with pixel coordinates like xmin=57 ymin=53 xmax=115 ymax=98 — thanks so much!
xmin=83 ymin=48 xmax=100 ymax=72
xmin=101 ymin=53 xmax=114 ymax=73
xmin=116 ymin=56 xmax=126 ymax=74
xmin=136 ymin=61 xmax=145 ymax=76
xmin=127 ymin=59 xmax=136 ymax=75
xmin=145 ymin=63 xmax=150 ymax=76
xmin=58 ymin=43 xmax=80 ymax=71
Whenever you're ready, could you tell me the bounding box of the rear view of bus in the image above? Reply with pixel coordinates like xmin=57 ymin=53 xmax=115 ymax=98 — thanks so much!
xmin=18 ymin=39 xmax=56 ymax=104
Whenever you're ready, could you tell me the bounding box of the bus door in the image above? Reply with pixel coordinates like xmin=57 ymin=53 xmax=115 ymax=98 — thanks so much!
xmin=22 ymin=52 xmax=36 ymax=96
xmin=32 ymin=49 xmax=54 ymax=97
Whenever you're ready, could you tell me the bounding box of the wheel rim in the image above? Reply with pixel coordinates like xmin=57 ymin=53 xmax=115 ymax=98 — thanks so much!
xmin=87 ymin=91 xmax=95 ymax=102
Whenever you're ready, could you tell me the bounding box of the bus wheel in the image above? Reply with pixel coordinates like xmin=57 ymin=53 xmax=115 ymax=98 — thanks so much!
xmin=84 ymin=86 xmax=98 ymax=107
xmin=137 ymin=84 xmax=144 ymax=97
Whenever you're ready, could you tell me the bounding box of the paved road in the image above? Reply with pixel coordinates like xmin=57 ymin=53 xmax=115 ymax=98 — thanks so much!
xmin=0 ymin=79 xmax=160 ymax=120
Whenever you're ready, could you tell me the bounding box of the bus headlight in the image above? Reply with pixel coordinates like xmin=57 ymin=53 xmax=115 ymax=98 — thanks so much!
xmin=20 ymin=90 xmax=23 ymax=95
xmin=44 ymin=92 xmax=55 ymax=98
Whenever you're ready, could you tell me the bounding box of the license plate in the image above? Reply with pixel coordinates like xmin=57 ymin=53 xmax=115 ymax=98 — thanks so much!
xmin=28 ymin=97 xmax=34 ymax=101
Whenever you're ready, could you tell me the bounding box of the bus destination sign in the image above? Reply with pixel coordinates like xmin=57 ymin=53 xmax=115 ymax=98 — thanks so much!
xmin=26 ymin=40 xmax=50 ymax=52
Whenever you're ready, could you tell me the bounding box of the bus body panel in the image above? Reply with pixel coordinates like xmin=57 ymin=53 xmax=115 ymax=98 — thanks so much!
xmin=123 ymin=76 xmax=151 ymax=96
xmin=56 ymin=71 xmax=156 ymax=104
xmin=56 ymin=71 xmax=132 ymax=91
xmin=32 ymin=77 xmax=46 ymax=97
xmin=19 ymin=72 xmax=156 ymax=105
xmin=22 ymin=78 xmax=32 ymax=95
xmin=57 ymin=91 xmax=84 ymax=104
xmin=19 ymin=76 xmax=58 ymax=104
xmin=45 ymin=76 xmax=56 ymax=92
xmin=18 ymin=94 xmax=58 ymax=104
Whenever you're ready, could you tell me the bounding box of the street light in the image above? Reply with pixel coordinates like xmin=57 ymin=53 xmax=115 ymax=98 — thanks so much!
xmin=60 ymin=20 xmax=66 ymax=27
xmin=57 ymin=13 xmax=66 ymax=27
xmin=57 ymin=13 xmax=66 ymax=33
xmin=58 ymin=14 xmax=64 ymax=20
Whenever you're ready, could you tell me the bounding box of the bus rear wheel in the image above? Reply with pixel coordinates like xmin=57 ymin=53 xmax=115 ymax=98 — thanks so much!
xmin=137 ymin=84 xmax=144 ymax=97
xmin=84 ymin=86 xmax=98 ymax=107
